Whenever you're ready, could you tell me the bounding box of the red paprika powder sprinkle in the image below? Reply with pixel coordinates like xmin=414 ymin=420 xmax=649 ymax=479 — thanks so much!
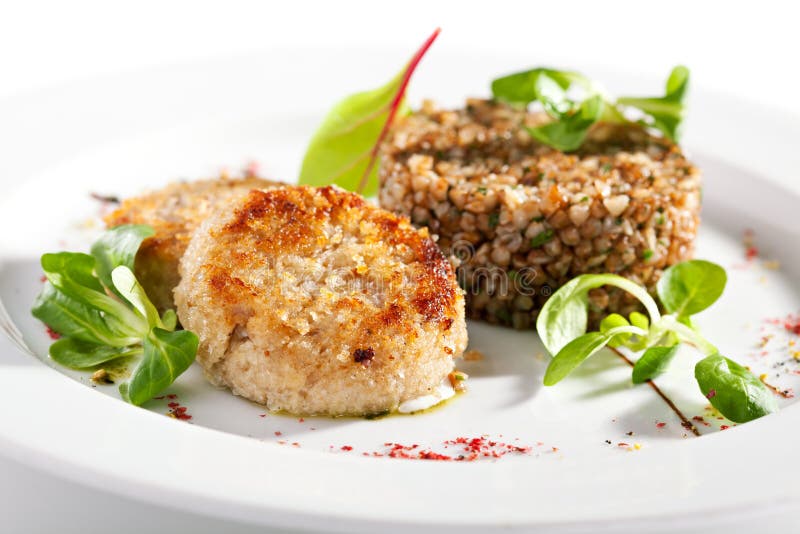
xmin=45 ymin=326 xmax=61 ymax=340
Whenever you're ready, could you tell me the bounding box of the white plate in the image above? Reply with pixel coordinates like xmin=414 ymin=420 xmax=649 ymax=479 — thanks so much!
xmin=1 ymin=47 xmax=800 ymax=532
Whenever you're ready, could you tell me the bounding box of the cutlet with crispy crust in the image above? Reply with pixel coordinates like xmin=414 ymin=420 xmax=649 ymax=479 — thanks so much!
xmin=175 ymin=185 xmax=468 ymax=416
xmin=104 ymin=175 xmax=282 ymax=311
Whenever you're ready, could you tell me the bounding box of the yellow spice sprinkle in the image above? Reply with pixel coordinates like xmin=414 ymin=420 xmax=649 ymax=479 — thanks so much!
xmin=90 ymin=369 xmax=111 ymax=384
xmin=634 ymin=443 xmax=642 ymax=450
xmin=79 ymin=218 xmax=99 ymax=229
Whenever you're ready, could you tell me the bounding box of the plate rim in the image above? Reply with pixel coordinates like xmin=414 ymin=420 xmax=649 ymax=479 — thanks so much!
xmin=2 ymin=48 xmax=800 ymax=531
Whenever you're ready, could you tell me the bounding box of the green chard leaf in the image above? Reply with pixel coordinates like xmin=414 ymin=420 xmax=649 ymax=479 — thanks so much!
xmin=536 ymin=273 xmax=660 ymax=356
xmin=695 ymin=354 xmax=778 ymax=423
xmin=632 ymin=345 xmax=679 ymax=384
xmin=50 ymin=337 xmax=141 ymax=369
xmin=91 ymin=224 xmax=154 ymax=296
xmin=121 ymin=328 xmax=198 ymax=406
xmin=298 ymin=29 xmax=439 ymax=196
xmin=657 ymin=259 xmax=727 ymax=318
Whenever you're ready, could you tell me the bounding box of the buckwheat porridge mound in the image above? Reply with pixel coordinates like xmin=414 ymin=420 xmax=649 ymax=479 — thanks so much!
xmin=379 ymin=99 xmax=701 ymax=329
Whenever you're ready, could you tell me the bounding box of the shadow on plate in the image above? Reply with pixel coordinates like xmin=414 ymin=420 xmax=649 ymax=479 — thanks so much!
xmin=0 ymin=257 xmax=46 ymax=365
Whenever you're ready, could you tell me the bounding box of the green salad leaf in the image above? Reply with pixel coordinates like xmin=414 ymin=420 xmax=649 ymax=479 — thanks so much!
xmin=121 ymin=328 xmax=198 ymax=406
xmin=656 ymin=259 xmax=727 ymax=318
xmin=695 ymin=354 xmax=778 ymax=423
xmin=536 ymin=273 xmax=660 ymax=356
xmin=543 ymin=332 xmax=607 ymax=386
xmin=41 ymin=252 xmax=145 ymax=336
xmin=50 ymin=337 xmax=142 ymax=369
xmin=544 ymin=325 xmax=646 ymax=386
xmin=91 ymin=224 xmax=154 ymax=297
xmin=111 ymin=265 xmax=162 ymax=329
xmin=32 ymin=282 xmax=135 ymax=346
xmin=527 ymin=95 xmax=605 ymax=152
xmin=632 ymin=345 xmax=679 ymax=384
xmin=298 ymin=29 xmax=440 ymax=196
xmin=31 ymin=224 xmax=198 ymax=406
xmin=600 ymin=313 xmax=633 ymax=348
xmin=617 ymin=66 xmax=690 ymax=143
xmin=537 ymin=259 xmax=778 ymax=424
xmin=490 ymin=68 xmax=591 ymax=110
xmin=491 ymin=65 xmax=690 ymax=151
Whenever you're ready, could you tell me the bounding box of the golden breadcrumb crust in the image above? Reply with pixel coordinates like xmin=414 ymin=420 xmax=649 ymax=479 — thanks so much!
xmin=104 ymin=176 xmax=281 ymax=310
xmin=175 ymin=185 xmax=468 ymax=416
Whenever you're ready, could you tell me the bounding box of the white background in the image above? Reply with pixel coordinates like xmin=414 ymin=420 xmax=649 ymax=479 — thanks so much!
xmin=1 ymin=1 xmax=798 ymax=532
xmin=2 ymin=0 xmax=800 ymax=114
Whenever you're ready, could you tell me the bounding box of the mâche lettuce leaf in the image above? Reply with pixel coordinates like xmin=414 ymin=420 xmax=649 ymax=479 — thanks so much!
xmin=32 ymin=225 xmax=198 ymax=406
xmin=492 ymin=65 xmax=690 ymax=151
xmin=537 ymin=260 xmax=777 ymax=424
